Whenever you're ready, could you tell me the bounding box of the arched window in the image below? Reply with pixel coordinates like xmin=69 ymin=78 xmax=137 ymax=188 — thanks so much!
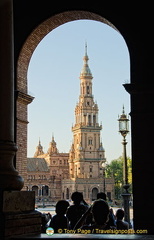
xmin=92 ymin=187 xmax=98 ymax=201
xmin=66 ymin=188 xmax=69 ymax=199
xmin=32 ymin=185 xmax=38 ymax=196
xmin=42 ymin=185 xmax=49 ymax=196
xmin=93 ymin=115 xmax=96 ymax=125
xmin=87 ymin=86 xmax=90 ymax=94
xmin=88 ymin=115 xmax=91 ymax=126
xmin=88 ymin=138 xmax=93 ymax=145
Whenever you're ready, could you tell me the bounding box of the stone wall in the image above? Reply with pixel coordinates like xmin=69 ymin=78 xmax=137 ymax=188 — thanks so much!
xmin=16 ymin=91 xmax=34 ymax=189
xmin=1 ymin=191 xmax=42 ymax=238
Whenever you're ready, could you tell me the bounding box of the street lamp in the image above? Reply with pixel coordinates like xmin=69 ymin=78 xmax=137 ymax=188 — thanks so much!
xmin=118 ymin=106 xmax=129 ymax=191
xmin=118 ymin=106 xmax=131 ymax=226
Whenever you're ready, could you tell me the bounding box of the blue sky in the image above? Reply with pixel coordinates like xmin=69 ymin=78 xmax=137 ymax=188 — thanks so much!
xmin=27 ymin=20 xmax=131 ymax=163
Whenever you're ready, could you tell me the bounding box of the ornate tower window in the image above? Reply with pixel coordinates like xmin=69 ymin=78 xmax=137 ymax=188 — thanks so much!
xmin=88 ymin=115 xmax=91 ymax=126
xmin=88 ymin=138 xmax=93 ymax=145
xmin=93 ymin=115 xmax=96 ymax=125
xmin=83 ymin=86 xmax=85 ymax=94
xmin=87 ymin=86 xmax=90 ymax=94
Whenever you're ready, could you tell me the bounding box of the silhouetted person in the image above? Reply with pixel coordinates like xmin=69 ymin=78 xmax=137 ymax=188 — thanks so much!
xmin=50 ymin=200 xmax=70 ymax=233
xmin=115 ymin=208 xmax=129 ymax=230
xmin=66 ymin=192 xmax=88 ymax=229
xmin=97 ymin=192 xmax=107 ymax=201
xmin=76 ymin=199 xmax=113 ymax=232
xmin=97 ymin=192 xmax=116 ymax=228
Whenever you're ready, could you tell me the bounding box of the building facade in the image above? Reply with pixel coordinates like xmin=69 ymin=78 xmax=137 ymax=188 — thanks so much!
xmin=26 ymin=46 xmax=115 ymax=203
xmin=27 ymin=137 xmax=69 ymax=203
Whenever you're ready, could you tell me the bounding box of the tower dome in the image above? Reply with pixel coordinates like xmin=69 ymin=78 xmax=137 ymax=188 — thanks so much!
xmin=34 ymin=139 xmax=44 ymax=157
xmin=47 ymin=135 xmax=58 ymax=155
xmin=80 ymin=43 xmax=93 ymax=78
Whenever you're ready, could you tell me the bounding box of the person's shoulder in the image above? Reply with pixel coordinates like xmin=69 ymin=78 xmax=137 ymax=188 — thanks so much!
xmin=60 ymin=214 xmax=68 ymax=220
xmin=116 ymin=220 xmax=129 ymax=229
xmin=56 ymin=213 xmax=67 ymax=218
xmin=50 ymin=214 xmax=59 ymax=223
xmin=66 ymin=205 xmax=74 ymax=212
xmin=80 ymin=203 xmax=89 ymax=210
xmin=51 ymin=214 xmax=57 ymax=220
xmin=67 ymin=204 xmax=75 ymax=209
xmin=123 ymin=221 xmax=129 ymax=227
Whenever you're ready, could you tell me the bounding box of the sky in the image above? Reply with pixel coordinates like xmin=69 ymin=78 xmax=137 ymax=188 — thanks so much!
xmin=27 ymin=20 xmax=131 ymax=163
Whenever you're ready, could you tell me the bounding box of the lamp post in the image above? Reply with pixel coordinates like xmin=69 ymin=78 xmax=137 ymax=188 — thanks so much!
xmin=118 ymin=106 xmax=131 ymax=226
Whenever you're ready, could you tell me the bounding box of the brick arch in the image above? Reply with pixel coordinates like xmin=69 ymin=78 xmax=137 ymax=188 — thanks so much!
xmin=17 ymin=10 xmax=119 ymax=94
xmin=15 ymin=10 xmax=125 ymax=189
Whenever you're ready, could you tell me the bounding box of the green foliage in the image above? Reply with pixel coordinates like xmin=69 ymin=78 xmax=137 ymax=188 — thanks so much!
xmin=106 ymin=156 xmax=132 ymax=199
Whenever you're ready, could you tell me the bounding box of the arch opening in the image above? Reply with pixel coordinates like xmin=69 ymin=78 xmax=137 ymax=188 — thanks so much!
xmin=16 ymin=10 xmax=131 ymax=211
xmin=17 ymin=11 xmax=121 ymax=94
xmin=92 ymin=187 xmax=99 ymax=201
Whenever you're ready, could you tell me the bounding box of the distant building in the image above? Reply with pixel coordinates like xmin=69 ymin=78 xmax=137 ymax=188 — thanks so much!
xmin=27 ymin=137 xmax=69 ymax=203
xmin=26 ymin=45 xmax=114 ymax=203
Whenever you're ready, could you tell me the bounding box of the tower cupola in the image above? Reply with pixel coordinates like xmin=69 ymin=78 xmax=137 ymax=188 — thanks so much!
xmin=34 ymin=139 xmax=44 ymax=157
xmin=80 ymin=43 xmax=93 ymax=79
xmin=47 ymin=135 xmax=58 ymax=155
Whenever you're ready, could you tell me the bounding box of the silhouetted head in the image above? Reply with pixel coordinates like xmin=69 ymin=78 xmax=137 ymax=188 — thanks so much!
xmin=97 ymin=192 xmax=107 ymax=201
xmin=91 ymin=199 xmax=109 ymax=225
xmin=55 ymin=200 xmax=69 ymax=215
xmin=116 ymin=209 xmax=125 ymax=220
xmin=71 ymin=192 xmax=83 ymax=204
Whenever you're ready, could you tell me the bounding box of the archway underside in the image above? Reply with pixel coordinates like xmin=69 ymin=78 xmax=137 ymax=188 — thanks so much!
xmin=17 ymin=10 xmax=118 ymax=92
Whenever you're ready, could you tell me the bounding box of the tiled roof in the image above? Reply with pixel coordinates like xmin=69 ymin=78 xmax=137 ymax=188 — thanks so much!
xmin=27 ymin=158 xmax=49 ymax=172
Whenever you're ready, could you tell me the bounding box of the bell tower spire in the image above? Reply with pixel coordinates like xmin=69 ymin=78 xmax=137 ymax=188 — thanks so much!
xmin=69 ymin=44 xmax=106 ymax=179
xmin=85 ymin=41 xmax=87 ymax=56
xmin=80 ymin=42 xmax=92 ymax=79
xmin=34 ymin=138 xmax=44 ymax=157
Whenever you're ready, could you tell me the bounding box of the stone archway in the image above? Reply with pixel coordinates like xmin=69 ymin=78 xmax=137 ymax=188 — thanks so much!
xmin=16 ymin=11 xmax=125 ymax=190
xmin=17 ymin=11 xmax=118 ymax=94
xmin=0 ymin=1 xmax=153 ymax=235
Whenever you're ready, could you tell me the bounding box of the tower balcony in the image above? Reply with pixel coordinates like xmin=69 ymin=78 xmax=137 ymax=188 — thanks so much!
xmin=72 ymin=123 xmax=102 ymax=132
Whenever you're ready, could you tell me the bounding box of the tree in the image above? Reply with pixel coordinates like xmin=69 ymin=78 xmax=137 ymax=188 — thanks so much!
xmin=106 ymin=156 xmax=132 ymax=199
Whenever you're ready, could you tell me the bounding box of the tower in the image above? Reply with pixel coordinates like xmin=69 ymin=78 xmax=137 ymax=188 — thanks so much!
xmin=69 ymin=44 xmax=106 ymax=179
xmin=34 ymin=139 xmax=44 ymax=157
xmin=62 ymin=44 xmax=114 ymax=202
xmin=47 ymin=135 xmax=58 ymax=155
